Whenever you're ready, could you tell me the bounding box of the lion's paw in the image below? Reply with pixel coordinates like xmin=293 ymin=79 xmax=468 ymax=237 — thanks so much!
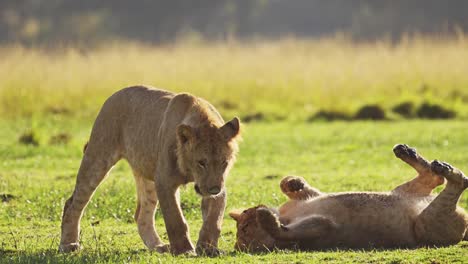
xmin=58 ymin=243 xmax=81 ymax=253
xmin=431 ymin=160 xmax=467 ymax=188
xmin=153 ymin=243 xmax=170 ymax=253
xmin=256 ymin=207 xmax=281 ymax=237
xmin=196 ymin=244 xmax=223 ymax=257
xmin=393 ymin=144 xmax=418 ymax=159
xmin=280 ymin=176 xmax=305 ymax=193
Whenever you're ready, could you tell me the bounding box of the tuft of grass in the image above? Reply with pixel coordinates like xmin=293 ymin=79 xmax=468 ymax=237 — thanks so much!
xmin=49 ymin=133 xmax=72 ymax=145
xmin=308 ymin=110 xmax=350 ymax=122
xmin=18 ymin=131 xmax=40 ymax=146
xmin=416 ymin=102 xmax=456 ymax=119
xmin=392 ymin=102 xmax=415 ymax=118
xmin=242 ymin=112 xmax=265 ymax=123
xmin=0 ymin=193 xmax=16 ymax=203
xmin=354 ymin=105 xmax=386 ymax=120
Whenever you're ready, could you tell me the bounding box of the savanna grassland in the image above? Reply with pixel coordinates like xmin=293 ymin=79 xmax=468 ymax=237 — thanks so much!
xmin=1 ymin=36 xmax=468 ymax=120
xmin=1 ymin=37 xmax=468 ymax=263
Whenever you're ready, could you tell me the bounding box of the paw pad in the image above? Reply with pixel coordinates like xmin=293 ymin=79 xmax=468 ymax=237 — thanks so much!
xmin=431 ymin=160 xmax=453 ymax=175
xmin=393 ymin=144 xmax=417 ymax=159
xmin=281 ymin=176 xmax=305 ymax=193
xmin=287 ymin=178 xmax=304 ymax=192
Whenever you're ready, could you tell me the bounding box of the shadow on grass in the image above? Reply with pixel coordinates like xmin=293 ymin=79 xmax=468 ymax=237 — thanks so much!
xmin=1 ymin=248 xmax=283 ymax=263
xmin=223 ymin=241 xmax=468 ymax=256
xmin=1 ymin=248 xmax=230 ymax=263
xmin=2 ymin=242 xmax=467 ymax=263
xmin=1 ymin=249 xmax=160 ymax=264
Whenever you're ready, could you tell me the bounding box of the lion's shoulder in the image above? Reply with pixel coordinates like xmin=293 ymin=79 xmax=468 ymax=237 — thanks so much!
xmin=170 ymin=92 xmax=198 ymax=107
xmin=166 ymin=93 xmax=224 ymax=127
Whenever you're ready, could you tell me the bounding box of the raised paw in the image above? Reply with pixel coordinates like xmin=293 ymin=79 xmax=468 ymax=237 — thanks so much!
xmin=58 ymin=242 xmax=81 ymax=253
xmin=280 ymin=176 xmax=305 ymax=193
xmin=431 ymin=160 xmax=453 ymax=175
xmin=431 ymin=160 xmax=468 ymax=188
xmin=393 ymin=144 xmax=417 ymax=159
xmin=256 ymin=208 xmax=282 ymax=237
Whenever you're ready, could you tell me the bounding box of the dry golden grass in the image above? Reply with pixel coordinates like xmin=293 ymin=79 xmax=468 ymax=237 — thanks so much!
xmin=1 ymin=36 xmax=468 ymax=119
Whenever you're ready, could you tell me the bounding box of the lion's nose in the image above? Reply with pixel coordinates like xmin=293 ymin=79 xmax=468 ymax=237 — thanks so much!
xmin=208 ymin=186 xmax=221 ymax=195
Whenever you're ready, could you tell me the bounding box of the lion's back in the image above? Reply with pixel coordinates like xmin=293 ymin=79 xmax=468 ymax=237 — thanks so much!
xmin=87 ymin=85 xmax=225 ymax=178
xmin=105 ymin=85 xmax=174 ymax=115
xmin=86 ymin=86 xmax=174 ymax=172
xmin=94 ymin=85 xmax=174 ymax=142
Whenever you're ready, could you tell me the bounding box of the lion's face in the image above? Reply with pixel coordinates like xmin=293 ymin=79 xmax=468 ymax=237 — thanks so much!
xmin=229 ymin=206 xmax=276 ymax=252
xmin=176 ymin=118 xmax=240 ymax=197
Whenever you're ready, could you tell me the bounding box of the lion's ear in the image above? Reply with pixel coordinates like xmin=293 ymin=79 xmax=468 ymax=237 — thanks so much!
xmin=176 ymin=124 xmax=194 ymax=145
xmin=220 ymin=117 xmax=240 ymax=141
xmin=229 ymin=210 xmax=242 ymax=222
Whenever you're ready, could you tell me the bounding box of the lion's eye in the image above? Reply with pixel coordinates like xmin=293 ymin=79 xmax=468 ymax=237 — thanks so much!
xmin=197 ymin=160 xmax=207 ymax=168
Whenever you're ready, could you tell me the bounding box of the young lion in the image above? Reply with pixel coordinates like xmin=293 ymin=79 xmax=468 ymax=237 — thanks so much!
xmin=230 ymin=144 xmax=468 ymax=252
xmin=60 ymin=86 xmax=240 ymax=255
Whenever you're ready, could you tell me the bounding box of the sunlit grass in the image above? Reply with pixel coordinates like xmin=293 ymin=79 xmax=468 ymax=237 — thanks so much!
xmin=1 ymin=36 xmax=468 ymax=120
xmin=1 ymin=36 xmax=468 ymax=263
xmin=1 ymin=118 xmax=467 ymax=263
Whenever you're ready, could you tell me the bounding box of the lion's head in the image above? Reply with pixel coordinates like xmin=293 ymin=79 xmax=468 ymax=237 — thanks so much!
xmin=229 ymin=205 xmax=276 ymax=252
xmin=176 ymin=117 xmax=240 ymax=197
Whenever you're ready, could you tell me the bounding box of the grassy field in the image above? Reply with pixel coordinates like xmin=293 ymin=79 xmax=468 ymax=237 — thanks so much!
xmin=1 ymin=37 xmax=468 ymax=263
xmin=1 ymin=36 xmax=468 ymax=120
xmin=1 ymin=116 xmax=467 ymax=263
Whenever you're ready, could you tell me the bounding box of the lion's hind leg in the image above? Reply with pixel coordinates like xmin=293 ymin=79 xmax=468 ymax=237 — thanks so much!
xmin=414 ymin=160 xmax=468 ymax=246
xmin=133 ymin=174 xmax=169 ymax=253
xmin=59 ymin=140 xmax=120 ymax=252
xmin=392 ymin=144 xmax=444 ymax=196
xmin=280 ymin=176 xmax=322 ymax=200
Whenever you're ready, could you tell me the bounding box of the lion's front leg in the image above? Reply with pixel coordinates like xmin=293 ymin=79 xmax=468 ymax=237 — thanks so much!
xmin=196 ymin=190 xmax=226 ymax=256
xmin=156 ymin=183 xmax=195 ymax=255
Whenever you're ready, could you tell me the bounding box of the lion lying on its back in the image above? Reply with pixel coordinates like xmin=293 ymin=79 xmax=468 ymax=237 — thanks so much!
xmin=230 ymin=144 xmax=468 ymax=252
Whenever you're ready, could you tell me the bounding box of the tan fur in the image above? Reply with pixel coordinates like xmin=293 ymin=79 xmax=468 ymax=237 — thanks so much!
xmin=230 ymin=144 xmax=468 ymax=252
xmin=59 ymin=86 xmax=240 ymax=255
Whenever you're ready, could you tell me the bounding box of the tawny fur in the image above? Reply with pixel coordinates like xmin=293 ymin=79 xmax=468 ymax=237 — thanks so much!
xmin=230 ymin=144 xmax=468 ymax=252
xmin=60 ymin=86 xmax=240 ymax=256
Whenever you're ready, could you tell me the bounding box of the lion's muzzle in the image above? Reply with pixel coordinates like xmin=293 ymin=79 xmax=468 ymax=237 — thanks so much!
xmin=208 ymin=186 xmax=221 ymax=195
xmin=194 ymin=184 xmax=222 ymax=196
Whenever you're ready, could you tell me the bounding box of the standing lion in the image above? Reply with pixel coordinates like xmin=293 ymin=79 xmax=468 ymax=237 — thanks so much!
xmin=59 ymin=86 xmax=241 ymax=255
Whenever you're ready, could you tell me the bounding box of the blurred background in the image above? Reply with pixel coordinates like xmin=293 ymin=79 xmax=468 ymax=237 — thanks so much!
xmin=1 ymin=0 xmax=468 ymax=121
xmin=2 ymin=0 xmax=468 ymax=45
xmin=2 ymin=3 xmax=468 ymax=261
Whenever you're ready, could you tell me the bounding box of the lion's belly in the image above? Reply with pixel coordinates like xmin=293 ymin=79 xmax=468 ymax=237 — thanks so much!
xmin=280 ymin=192 xmax=432 ymax=248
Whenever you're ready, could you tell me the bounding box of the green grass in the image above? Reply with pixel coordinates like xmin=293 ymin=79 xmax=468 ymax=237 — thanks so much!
xmin=1 ymin=116 xmax=467 ymax=263
xmin=1 ymin=36 xmax=468 ymax=263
